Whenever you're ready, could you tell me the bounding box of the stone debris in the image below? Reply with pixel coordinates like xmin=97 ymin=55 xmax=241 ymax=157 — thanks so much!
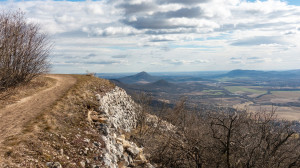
xmin=97 ymin=123 xmax=109 ymax=136
xmin=98 ymin=87 xmax=137 ymax=131
xmin=89 ymin=86 xmax=154 ymax=168
xmin=145 ymin=113 xmax=176 ymax=133
xmin=79 ymin=160 xmax=85 ymax=168
xmin=96 ymin=94 xmax=101 ymax=101
xmin=46 ymin=162 xmax=62 ymax=168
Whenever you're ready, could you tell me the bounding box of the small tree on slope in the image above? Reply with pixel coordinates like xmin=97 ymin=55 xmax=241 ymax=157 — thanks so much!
xmin=0 ymin=11 xmax=51 ymax=90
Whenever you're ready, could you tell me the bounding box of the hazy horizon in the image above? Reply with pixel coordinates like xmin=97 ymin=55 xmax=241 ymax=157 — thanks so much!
xmin=2 ymin=0 xmax=300 ymax=73
xmin=96 ymin=69 xmax=300 ymax=75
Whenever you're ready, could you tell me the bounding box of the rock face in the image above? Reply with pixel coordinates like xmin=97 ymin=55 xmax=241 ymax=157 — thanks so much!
xmin=91 ymin=86 xmax=152 ymax=168
xmin=99 ymin=87 xmax=137 ymax=132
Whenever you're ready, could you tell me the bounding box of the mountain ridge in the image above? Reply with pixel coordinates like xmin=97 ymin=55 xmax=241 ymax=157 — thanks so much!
xmin=216 ymin=69 xmax=300 ymax=79
xmin=117 ymin=71 xmax=161 ymax=84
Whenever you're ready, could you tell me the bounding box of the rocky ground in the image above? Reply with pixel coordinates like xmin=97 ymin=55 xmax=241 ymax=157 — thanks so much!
xmin=0 ymin=75 xmax=154 ymax=168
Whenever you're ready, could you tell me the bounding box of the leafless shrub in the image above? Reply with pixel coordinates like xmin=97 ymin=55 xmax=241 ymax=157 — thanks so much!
xmin=130 ymin=92 xmax=154 ymax=145
xmin=0 ymin=10 xmax=51 ymax=90
xmin=131 ymin=97 xmax=300 ymax=168
xmin=206 ymin=109 xmax=300 ymax=168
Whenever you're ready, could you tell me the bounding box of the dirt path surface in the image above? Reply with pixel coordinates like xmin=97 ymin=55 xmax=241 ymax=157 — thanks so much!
xmin=0 ymin=75 xmax=76 ymax=146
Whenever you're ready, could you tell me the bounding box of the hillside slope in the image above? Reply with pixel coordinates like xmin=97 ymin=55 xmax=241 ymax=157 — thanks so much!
xmin=0 ymin=75 xmax=153 ymax=168
xmin=2 ymin=74 xmax=300 ymax=167
xmin=217 ymin=69 xmax=300 ymax=79
xmin=117 ymin=72 xmax=161 ymax=84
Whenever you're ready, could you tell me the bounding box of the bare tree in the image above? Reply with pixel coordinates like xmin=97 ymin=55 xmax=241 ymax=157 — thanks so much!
xmin=203 ymin=109 xmax=300 ymax=168
xmin=0 ymin=10 xmax=51 ymax=90
xmin=130 ymin=97 xmax=300 ymax=168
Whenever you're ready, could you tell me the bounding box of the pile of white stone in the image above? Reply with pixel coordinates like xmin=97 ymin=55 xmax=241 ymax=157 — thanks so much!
xmin=98 ymin=87 xmax=137 ymax=132
xmin=96 ymin=87 xmax=154 ymax=168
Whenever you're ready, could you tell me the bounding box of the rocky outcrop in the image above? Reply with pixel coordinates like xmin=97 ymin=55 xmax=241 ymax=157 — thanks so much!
xmin=46 ymin=162 xmax=62 ymax=168
xmin=90 ymin=87 xmax=153 ymax=168
xmin=98 ymin=87 xmax=137 ymax=132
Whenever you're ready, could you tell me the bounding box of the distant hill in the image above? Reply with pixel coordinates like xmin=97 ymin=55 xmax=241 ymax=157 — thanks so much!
xmin=109 ymin=79 xmax=128 ymax=88
xmin=117 ymin=71 xmax=161 ymax=84
xmin=223 ymin=70 xmax=268 ymax=77
xmin=146 ymin=79 xmax=174 ymax=88
xmin=217 ymin=69 xmax=300 ymax=79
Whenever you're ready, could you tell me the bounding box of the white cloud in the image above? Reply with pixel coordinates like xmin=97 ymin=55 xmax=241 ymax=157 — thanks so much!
xmin=163 ymin=59 xmax=209 ymax=65
xmin=1 ymin=0 xmax=300 ymax=73
xmin=85 ymin=26 xmax=140 ymax=36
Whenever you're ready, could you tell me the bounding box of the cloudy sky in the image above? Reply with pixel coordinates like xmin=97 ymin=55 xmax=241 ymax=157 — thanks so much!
xmin=1 ymin=0 xmax=300 ymax=73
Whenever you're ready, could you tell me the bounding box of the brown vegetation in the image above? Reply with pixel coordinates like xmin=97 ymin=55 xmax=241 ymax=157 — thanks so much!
xmin=0 ymin=76 xmax=55 ymax=109
xmin=0 ymin=10 xmax=51 ymax=90
xmin=130 ymin=98 xmax=300 ymax=168
xmin=1 ymin=75 xmax=115 ymax=167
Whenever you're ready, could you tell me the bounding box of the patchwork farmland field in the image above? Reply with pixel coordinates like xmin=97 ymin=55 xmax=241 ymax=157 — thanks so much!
xmin=108 ymin=70 xmax=300 ymax=121
xmin=225 ymin=86 xmax=266 ymax=94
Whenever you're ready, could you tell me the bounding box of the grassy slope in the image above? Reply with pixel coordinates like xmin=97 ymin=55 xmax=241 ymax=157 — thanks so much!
xmin=1 ymin=75 xmax=115 ymax=167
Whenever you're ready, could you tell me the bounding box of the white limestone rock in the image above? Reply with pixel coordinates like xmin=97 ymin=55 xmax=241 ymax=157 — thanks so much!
xmin=97 ymin=86 xmax=154 ymax=168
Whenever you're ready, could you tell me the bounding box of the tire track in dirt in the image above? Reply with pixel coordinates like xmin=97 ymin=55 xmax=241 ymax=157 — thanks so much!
xmin=0 ymin=75 xmax=76 ymax=146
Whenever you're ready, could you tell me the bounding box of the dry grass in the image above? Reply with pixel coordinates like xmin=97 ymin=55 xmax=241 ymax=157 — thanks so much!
xmin=1 ymin=75 xmax=115 ymax=167
xmin=0 ymin=75 xmax=55 ymax=109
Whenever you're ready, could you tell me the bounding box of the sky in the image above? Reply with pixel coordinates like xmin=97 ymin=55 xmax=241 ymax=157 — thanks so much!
xmin=1 ymin=0 xmax=300 ymax=73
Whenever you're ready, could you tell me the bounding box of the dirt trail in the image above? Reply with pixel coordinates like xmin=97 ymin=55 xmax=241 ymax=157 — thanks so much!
xmin=0 ymin=75 xmax=76 ymax=146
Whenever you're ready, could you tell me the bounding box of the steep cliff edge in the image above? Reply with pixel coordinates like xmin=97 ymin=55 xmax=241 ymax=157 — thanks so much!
xmin=90 ymin=87 xmax=153 ymax=168
xmin=0 ymin=75 xmax=154 ymax=168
